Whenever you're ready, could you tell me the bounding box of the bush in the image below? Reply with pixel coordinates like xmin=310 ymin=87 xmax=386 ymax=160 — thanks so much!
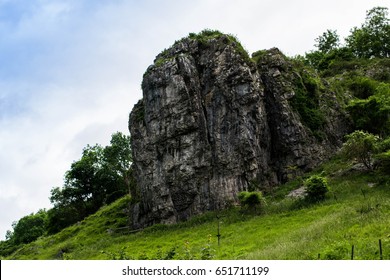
xmin=377 ymin=137 xmax=390 ymax=152
xmin=0 ymin=240 xmax=20 ymax=258
xmin=375 ymin=150 xmax=390 ymax=174
xmin=348 ymin=77 xmax=378 ymax=99
xmin=304 ymin=175 xmax=329 ymax=202
xmin=342 ymin=131 xmax=379 ymax=170
xmin=347 ymin=83 xmax=390 ymax=136
xmin=238 ymin=191 xmax=266 ymax=212
xmin=306 ymin=47 xmax=354 ymax=72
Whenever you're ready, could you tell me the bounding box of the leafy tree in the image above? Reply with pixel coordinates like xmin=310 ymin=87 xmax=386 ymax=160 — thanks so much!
xmin=9 ymin=210 xmax=47 ymax=244
xmin=5 ymin=230 xmax=13 ymax=241
xmin=1 ymin=210 xmax=48 ymax=256
xmin=342 ymin=130 xmax=379 ymax=170
xmin=306 ymin=7 xmax=389 ymax=71
xmin=304 ymin=175 xmax=329 ymax=202
xmin=315 ymin=29 xmax=340 ymax=54
xmin=47 ymin=132 xmax=133 ymax=234
xmin=346 ymin=7 xmax=390 ymax=58
xmin=102 ymin=132 xmax=133 ymax=202
xmin=305 ymin=30 xmax=350 ymax=70
xmin=65 ymin=144 xmax=105 ymax=208
xmin=46 ymin=204 xmax=81 ymax=235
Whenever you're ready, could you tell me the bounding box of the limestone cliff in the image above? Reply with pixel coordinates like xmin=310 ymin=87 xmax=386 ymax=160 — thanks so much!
xmin=129 ymin=31 xmax=350 ymax=228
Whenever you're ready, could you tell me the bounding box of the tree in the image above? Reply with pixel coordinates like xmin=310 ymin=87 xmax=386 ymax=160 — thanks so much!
xmin=315 ymin=29 xmax=340 ymax=54
xmin=5 ymin=230 xmax=13 ymax=241
xmin=47 ymin=132 xmax=133 ymax=233
xmin=346 ymin=7 xmax=390 ymax=58
xmin=64 ymin=144 xmax=106 ymax=212
xmin=10 ymin=210 xmax=47 ymax=244
xmin=342 ymin=131 xmax=379 ymax=170
xmin=46 ymin=204 xmax=81 ymax=235
xmin=305 ymin=30 xmax=353 ymax=70
xmin=102 ymin=132 xmax=133 ymax=202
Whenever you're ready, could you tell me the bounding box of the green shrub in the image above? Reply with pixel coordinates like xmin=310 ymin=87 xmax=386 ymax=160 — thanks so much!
xmin=304 ymin=175 xmax=329 ymax=202
xmin=347 ymin=95 xmax=390 ymax=136
xmin=342 ymin=130 xmax=379 ymax=170
xmin=251 ymin=49 xmax=268 ymax=64
xmin=375 ymin=150 xmax=390 ymax=174
xmin=306 ymin=48 xmax=355 ymax=72
xmin=377 ymin=137 xmax=390 ymax=152
xmin=374 ymin=59 xmax=390 ymax=81
xmin=348 ymin=77 xmax=378 ymax=99
xmin=188 ymin=29 xmax=224 ymax=42
xmin=238 ymin=191 xmax=266 ymax=212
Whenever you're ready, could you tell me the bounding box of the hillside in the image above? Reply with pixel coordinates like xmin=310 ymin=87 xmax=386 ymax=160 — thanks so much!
xmin=2 ymin=7 xmax=390 ymax=260
xmin=5 ymin=156 xmax=390 ymax=260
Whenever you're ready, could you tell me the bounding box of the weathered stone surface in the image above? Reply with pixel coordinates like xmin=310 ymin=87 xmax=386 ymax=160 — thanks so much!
xmin=257 ymin=48 xmax=350 ymax=182
xmin=129 ymin=33 xmax=350 ymax=228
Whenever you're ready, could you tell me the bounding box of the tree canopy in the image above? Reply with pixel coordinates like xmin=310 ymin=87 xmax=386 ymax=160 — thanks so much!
xmin=315 ymin=29 xmax=340 ymax=54
xmin=306 ymin=7 xmax=390 ymax=69
xmin=6 ymin=210 xmax=47 ymax=245
xmin=47 ymin=132 xmax=133 ymax=234
xmin=346 ymin=7 xmax=390 ymax=58
xmin=342 ymin=130 xmax=379 ymax=170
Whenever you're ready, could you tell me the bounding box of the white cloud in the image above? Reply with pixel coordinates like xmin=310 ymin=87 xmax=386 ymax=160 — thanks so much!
xmin=1 ymin=0 xmax=389 ymax=240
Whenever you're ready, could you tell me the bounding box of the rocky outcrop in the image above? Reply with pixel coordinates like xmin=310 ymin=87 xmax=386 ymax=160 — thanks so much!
xmin=257 ymin=48 xmax=349 ymax=182
xmin=129 ymin=31 xmax=350 ymax=228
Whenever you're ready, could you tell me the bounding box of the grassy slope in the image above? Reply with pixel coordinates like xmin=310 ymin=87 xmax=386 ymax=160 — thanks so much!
xmin=7 ymin=157 xmax=390 ymax=260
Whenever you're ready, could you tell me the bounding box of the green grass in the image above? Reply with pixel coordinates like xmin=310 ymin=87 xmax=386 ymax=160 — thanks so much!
xmin=5 ymin=158 xmax=390 ymax=260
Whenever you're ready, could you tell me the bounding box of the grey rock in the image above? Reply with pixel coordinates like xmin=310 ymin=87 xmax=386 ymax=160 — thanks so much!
xmin=287 ymin=187 xmax=307 ymax=198
xmin=128 ymin=34 xmax=350 ymax=228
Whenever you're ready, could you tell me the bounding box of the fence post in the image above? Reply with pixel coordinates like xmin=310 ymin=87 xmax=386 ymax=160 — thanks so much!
xmin=351 ymin=245 xmax=354 ymax=260
xmin=379 ymin=239 xmax=383 ymax=260
xmin=216 ymin=215 xmax=221 ymax=246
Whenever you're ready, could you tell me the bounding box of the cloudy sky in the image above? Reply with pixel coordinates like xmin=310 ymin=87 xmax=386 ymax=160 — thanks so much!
xmin=0 ymin=0 xmax=389 ymax=240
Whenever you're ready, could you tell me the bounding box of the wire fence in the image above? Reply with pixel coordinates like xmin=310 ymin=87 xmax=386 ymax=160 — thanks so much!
xmin=317 ymin=239 xmax=386 ymax=260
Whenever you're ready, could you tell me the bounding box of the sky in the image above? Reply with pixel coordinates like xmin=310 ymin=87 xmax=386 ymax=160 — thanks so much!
xmin=0 ymin=0 xmax=389 ymax=241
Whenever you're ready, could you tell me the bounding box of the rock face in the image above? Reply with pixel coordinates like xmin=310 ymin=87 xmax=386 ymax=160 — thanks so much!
xmin=129 ymin=32 xmax=350 ymax=228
